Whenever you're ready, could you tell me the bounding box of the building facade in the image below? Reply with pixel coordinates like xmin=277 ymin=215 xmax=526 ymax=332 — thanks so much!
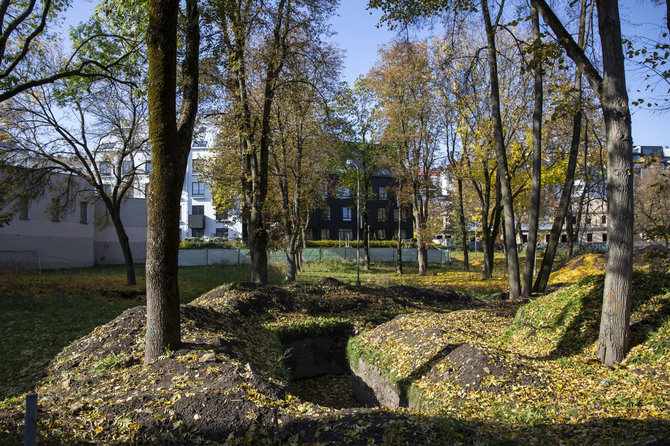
xmin=307 ymin=171 xmax=413 ymax=243
xmin=179 ymin=139 xmax=243 ymax=241
xmin=0 ymin=172 xmax=147 ymax=269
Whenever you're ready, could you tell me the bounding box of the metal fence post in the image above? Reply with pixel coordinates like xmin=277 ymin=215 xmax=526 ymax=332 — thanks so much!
xmin=25 ymin=392 xmax=37 ymax=446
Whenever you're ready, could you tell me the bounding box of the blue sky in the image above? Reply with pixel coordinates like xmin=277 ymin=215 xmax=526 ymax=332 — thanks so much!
xmin=64 ymin=0 xmax=668 ymax=146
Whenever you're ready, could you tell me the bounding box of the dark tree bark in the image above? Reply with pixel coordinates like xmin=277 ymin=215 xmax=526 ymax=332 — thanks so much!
xmin=481 ymin=0 xmax=521 ymax=299
xmin=533 ymin=0 xmax=634 ymax=365
xmin=363 ymin=212 xmax=371 ymax=271
xmin=109 ymin=204 xmax=136 ymax=286
xmin=144 ymin=0 xmax=199 ymax=364
xmin=396 ymin=193 xmax=403 ymax=275
xmin=522 ymin=5 xmax=543 ymax=298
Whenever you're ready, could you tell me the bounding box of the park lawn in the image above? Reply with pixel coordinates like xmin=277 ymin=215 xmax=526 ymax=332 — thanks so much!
xmin=297 ymin=250 xmax=513 ymax=297
xmin=0 ymin=263 xmax=283 ymax=399
xmin=0 ymin=251 xmax=535 ymax=401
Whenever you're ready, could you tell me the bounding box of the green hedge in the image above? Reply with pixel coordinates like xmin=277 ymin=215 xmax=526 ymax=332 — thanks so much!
xmin=305 ymin=240 xmax=399 ymax=248
xmin=179 ymin=240 xmax=243 ymax=249
xmin=304 ymin=240 xmax=445 ymax=248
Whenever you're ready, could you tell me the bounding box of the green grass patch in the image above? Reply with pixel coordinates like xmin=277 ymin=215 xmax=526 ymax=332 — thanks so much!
xmin=0 ymin=263 xmax=283 ymax=400
xmin=0 ymin=292 xmax=134 ymax=399
xmin=268 ymin=316 xmax=351 ymax=342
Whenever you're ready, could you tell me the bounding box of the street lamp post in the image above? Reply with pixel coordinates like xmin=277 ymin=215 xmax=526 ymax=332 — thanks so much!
xmin=346 ymin=159 xmax=361 ymax=286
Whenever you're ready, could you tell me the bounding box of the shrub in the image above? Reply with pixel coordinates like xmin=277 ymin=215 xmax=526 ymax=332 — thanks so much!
xmin=179 ymin=240 xmax=243 ymax=249
xmin=305 ymin=240 xmax=445 ymax=248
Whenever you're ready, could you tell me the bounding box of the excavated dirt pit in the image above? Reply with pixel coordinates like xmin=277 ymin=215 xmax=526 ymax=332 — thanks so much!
xmin=282 ymin=333 xmax=366 ymax=409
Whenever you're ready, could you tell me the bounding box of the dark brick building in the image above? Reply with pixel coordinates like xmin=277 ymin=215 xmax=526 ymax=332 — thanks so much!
xmin=307 ymin=170 xmax=413 ymax=242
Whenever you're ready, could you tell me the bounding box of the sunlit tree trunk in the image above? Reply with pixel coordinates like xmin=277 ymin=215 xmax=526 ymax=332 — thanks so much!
xmin=533 ymin=0 xmax=634 ymax=365
xmin=457 ymin=178 xmax=469 ymax=271
xmin=481 ymin=0 xmax=521 ymax=299
xmin=533 ymin=0 xmax=589 ymax=293
xmin=522 ymin=5 xmax=543 ymax=298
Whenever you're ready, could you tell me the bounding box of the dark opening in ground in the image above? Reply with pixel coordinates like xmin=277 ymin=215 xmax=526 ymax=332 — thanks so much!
xmin=282 ymin=332 xmax=365 ymax=409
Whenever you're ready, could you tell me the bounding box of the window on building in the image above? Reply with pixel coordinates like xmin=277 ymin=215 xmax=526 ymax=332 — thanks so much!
xmin=145 ymin=161 xmax=151 ymax=174
xmin=192 ymin=205 xmax=204 ymax=215
xmin=320 ymin=228 xmax=329 ymax=240
xmin=324 ymin=206 xmax=331 ymax=221
xmin=561 ymin=234 xmax=567 ymax=243
xmin=80 ymin=202 xmax=88 ymax=224
xmin=522 ymin=234 xmax=528 ymax=243
xmin=404 ymin=207 xmax=412 ymax=220
xmin=343 ymin=206 xmax=352 ymax=221
xmin=340 ymin=187 xmax=350 ymax=198
xmin=215 ymin=207 xmax=228 ymax=221
xmin=393 ymin=208 xmax=399 ymax=221
xmin=338 ymin=229 xmax=353 ymax=241
xmin=192 ymin=228 xmax=204 ymax=238
xmin=601 ymin=215 xmax=606 ymax=225
xmin=379 ymin=186 xmax=387 ymax=200
xmin=215 ymin=227 xmax=228 ymax=238
xmin=103 ymin=184 xmax=112 ymax=196
xmin=192 ymin=181 xmax=205 ymax=196
xmin=121 ymin=160 xmax=132 ymax=175
xmin=192 ymin=158 xmax=205 ymax=175
xmin=100 ymin=161 xmax=112 ymax=176
xmin=18 ymin=202 xmax=29 ymax=220
xmin=587 ymin=233 xmax=593 ymax=242
xmin=546 ymin=234 xmax=550 ymax=243
xmin=377 ymin=207 xmax=386 ymax=222
xmin=377 ymin=229 xmax=386 ymax=240
xmin=602 ymin=233 xmax=607 ymax=243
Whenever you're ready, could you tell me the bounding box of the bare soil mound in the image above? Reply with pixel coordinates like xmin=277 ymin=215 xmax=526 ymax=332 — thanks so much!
xmin=0 ymin=281 xmax=477 ymax=444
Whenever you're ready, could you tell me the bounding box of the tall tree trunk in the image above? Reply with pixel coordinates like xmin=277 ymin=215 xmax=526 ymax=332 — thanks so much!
xmin=522 ymin=5 xmax=543 ymax=297
xmin=145 ymin=0 xmax=199 ymax=364
xmin=285 ymin=242 xmax=297 ymax=282
xmin=481 ymin=0 xmax=521 ymax=299
xmin=249 ymin=211 xmax=269 ymax=284
xmin=457 ymin=178 xmax=469 ymax=271
xmin=110 ymin=208 xmax=136 ymax=286
xmin=481 ymin=226 xmax=494 ymax=279
xmin=363 ymin=212 xmax=370 ymax=270
xmin=533 ymin=0 xmax=588 ymax=293
xmin=533 ymin=0 xmax=636 ymax=364
xmin=595 ymin=0 xmax=634 ymax=366
xmin=397 ymin=203 xmax=403 ymax=274
xmin=415 ymin=204 xmax=427 ymax=275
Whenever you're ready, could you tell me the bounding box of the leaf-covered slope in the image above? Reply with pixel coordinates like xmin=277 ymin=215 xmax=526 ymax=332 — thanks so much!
xmin=348 ymin=271 xmax=670 ymax=444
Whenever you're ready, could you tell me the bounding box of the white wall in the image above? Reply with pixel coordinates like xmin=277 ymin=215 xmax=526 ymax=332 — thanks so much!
xmin=0 ymin=179 xmax=147 ymax=269
xmin=0 ymin=187 xmax=96 ymax=269
xmin=93 ymin=198 xmax=147 ymax=265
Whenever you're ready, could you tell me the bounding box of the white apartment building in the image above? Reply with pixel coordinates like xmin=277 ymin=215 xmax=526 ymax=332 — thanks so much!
xmin=179 ymin=139 xmax=242 ymax=241
xmin=98 ymin=135 xmax=243 ymax=242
